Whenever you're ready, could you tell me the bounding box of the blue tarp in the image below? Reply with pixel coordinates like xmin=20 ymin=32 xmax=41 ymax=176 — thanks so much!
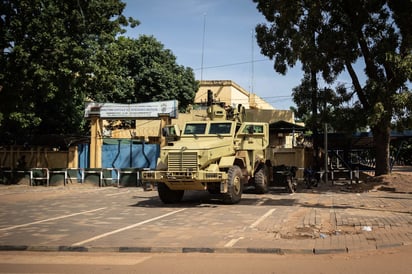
xmin=78 ymin=143 xmax=89 ymax=169
xmin=78 ymin=140 xmax=159 ymax=169
xmin=101 ymin=140 xmax=159 ymax=169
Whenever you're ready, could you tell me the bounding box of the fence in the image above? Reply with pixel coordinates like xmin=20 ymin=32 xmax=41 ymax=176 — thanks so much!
xmin=0 ymin=167 xmax=146 ymax=187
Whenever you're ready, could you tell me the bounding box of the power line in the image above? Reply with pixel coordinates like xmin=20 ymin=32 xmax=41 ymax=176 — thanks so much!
xmin=261 ymin=95 xmax=292 ymax=99
xmin=194 ymin=59 xmax=270 ymax=71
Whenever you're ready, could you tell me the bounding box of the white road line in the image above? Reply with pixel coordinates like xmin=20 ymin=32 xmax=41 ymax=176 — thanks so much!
xmin=106 ymin=190 xmax=130 ymax=196
xmin=249 ymin=208 xmax=276 ymax=229
xmin=255 ymin=198 xmax=268 ymax=206
xmin=72 ymin=208 xmax=186 ymax=246
xmin=224 ymin=237 xmax=244 ymax=247
xmin=0 ymin=207 xmax=107 ymax=231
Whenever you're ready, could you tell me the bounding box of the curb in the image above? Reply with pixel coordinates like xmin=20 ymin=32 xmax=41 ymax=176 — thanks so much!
xmin=0 ymin=244 xmax=409 ymax=254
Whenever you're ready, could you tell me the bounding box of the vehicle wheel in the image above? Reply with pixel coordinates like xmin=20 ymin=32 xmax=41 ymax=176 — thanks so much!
xmin=254 ymin=166 xmax=268 ymax=194
xmin=157 ymin=183 xmax=184 ymax=204
xmin=222 ymin=166 xmax=243 ymax=204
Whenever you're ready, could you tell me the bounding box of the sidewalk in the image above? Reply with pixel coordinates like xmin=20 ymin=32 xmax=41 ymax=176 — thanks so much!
xmin=233 ymin=189 xmax=412 ymax=254
xmin=235 ymin=166 xmax=412 ymax=254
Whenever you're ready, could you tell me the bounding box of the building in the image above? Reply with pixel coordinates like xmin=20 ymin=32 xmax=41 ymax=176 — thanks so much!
xmin=195 ymin=80 xmax=275 ymax=110
xmin=173 ymin=80 xmax=299 ymax=150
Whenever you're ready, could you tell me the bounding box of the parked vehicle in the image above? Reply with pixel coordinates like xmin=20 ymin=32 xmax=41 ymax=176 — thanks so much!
xmin=141 ymin=90 xmax=270 ymax=204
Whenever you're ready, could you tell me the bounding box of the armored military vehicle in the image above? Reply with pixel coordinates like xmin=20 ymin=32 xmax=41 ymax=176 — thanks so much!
xmin=141 ymin=90 xmax=269 ymax=204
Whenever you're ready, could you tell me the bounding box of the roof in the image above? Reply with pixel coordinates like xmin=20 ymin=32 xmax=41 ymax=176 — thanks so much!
xmin=317 ymin=133 xmax=375 ymax=149
xmin=269 ymin=120 xmax=306 ymax=133
xmin=318 ymin=130 xmax=412 ymax=150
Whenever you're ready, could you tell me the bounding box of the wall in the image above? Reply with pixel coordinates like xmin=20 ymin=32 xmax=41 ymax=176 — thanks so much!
xmin=0 ymin=146 xmax=69 ymax=169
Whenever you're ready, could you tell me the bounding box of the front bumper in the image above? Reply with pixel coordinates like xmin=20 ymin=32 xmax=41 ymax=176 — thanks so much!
xmin=141 ymin=170 xmax=228 ymax=191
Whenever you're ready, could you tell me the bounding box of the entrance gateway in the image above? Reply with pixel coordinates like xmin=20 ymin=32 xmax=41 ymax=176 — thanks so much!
xmin=84 ymin=100 xmax=178 ymax=168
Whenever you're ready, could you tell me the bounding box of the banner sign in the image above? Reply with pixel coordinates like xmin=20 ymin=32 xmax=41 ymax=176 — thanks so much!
xmin=84 ymin=100 xmax=178 ymax=119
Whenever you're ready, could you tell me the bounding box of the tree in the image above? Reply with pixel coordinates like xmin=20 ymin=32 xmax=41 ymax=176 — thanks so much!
xmin=0 ymin=0 xmax=136 ymax=143
xmin=85 ymin=35 xmax=197 ymax=111
xmin=254 ymin=0 xmax=412 ymax=175
xmin=0 ymin=0 xmax=197 ymax=145
xmin=117 ymin=35 xmax=197 ymax=112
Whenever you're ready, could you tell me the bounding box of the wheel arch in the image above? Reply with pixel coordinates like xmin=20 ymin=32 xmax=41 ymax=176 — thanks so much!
xmin=219 ymin=156 xmax=246 ymax=170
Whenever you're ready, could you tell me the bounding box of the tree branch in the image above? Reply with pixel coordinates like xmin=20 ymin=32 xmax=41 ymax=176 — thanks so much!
xmin=345 ymin=60 xmax=369 ymax=109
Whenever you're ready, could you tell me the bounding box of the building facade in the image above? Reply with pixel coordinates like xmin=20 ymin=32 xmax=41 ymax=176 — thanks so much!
xmin=195 ymin=80 xmax=275 ymax=110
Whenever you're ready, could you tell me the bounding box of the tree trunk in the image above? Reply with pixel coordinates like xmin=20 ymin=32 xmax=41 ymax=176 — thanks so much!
xmin=372 ymin=123 xmax=391 ymax=176
xmin=310 ymin=68 xmax=320 ymax=169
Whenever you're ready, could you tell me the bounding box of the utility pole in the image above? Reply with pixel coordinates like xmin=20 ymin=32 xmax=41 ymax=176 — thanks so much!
xmin=200 ymin=13 xmax=206 ymax=81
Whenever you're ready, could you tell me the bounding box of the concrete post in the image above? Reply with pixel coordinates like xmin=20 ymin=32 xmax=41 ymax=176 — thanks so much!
xmin=90 ymin=117 xmax=103 ymax=168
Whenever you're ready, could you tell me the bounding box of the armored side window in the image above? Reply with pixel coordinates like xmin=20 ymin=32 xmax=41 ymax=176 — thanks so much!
xmin=242 ymin=124 xmax=264 ymax=134
xmin=254 ymin=125 xmax=263 ymax=133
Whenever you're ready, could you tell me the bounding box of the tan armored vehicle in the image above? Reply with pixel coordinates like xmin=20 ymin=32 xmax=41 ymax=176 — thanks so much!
xmin=141 ymin=91 xmax=269 ymax=204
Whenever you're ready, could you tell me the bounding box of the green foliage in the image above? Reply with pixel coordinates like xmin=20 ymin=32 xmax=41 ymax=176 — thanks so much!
xmin=85 ymin=35 xmax=197 ymax=111
xmin=0 ymin=0 xmax=197 ymax=145
xmin=116 ymin=36 xmax=197 ymax=112
xmin=0 ymin=0 xmax=132 ymax=142
xmin=254 ymin=0 xmax=412 ymax=174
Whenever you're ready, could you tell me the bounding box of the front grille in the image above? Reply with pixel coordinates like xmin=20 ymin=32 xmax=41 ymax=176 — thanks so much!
xmin=168 ymin=152 xmax=198 ymax=171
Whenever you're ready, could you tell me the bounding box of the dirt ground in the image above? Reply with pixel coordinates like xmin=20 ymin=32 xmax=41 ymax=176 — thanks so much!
xmin=365 ymin=170 xmax=412 ymax=193
xmin=312 ymin=166 xmax=412 ymax=194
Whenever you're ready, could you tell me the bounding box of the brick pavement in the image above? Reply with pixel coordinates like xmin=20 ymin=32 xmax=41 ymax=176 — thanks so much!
xmin=238 ymin=189 xmax=412 ymax=254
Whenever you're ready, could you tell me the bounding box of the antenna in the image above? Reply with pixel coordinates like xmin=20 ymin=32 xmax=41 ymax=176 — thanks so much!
xmin=251 ymin=29 xmax=254 ymax=94
xmin=201 ymin=13 xmax=206 ymax=81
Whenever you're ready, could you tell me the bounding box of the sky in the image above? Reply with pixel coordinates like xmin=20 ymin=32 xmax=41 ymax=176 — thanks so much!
xmin=121 ymin=0 xmax=305 ymax=110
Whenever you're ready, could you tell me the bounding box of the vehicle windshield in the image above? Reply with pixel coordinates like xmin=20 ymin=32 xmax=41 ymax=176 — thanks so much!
xmin=183 ymin=123 xmax=206 ymax=135
xmin=209 ymin=123 xmax=232 ymax=134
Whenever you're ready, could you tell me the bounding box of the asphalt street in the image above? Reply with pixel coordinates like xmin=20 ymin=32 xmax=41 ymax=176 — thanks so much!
xmin=0 ymin=183 xmax=411 ymax=255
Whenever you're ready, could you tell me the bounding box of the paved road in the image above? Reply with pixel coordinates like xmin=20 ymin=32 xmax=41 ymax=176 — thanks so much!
xmin=0 ymin=183 xmax=411 ymax=254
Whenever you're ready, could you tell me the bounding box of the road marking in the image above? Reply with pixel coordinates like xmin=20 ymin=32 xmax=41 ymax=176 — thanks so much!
xmin=255 ymin=197 xmax=268 ymax=206
xmin=72 ymin=208 xmax=186 ymax=246
xmin=249 ymin=208 xmax=276 ymax=229
xmin=106 ymin=190 xmax=130 ymax=196
xmin=224 ymin=237 xmax=244 ymax=247
xmin=0 ymin=208 xmax=107 ymax=231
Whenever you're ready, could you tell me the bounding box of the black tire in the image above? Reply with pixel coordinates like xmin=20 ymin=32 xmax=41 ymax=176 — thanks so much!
xmin=157 ymin=183 xmax=184 ymax=204
xmin=254 ymin=166 xmax=268 ymax=194
xmin=222 ymin=166 xmax=243 ymax=204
